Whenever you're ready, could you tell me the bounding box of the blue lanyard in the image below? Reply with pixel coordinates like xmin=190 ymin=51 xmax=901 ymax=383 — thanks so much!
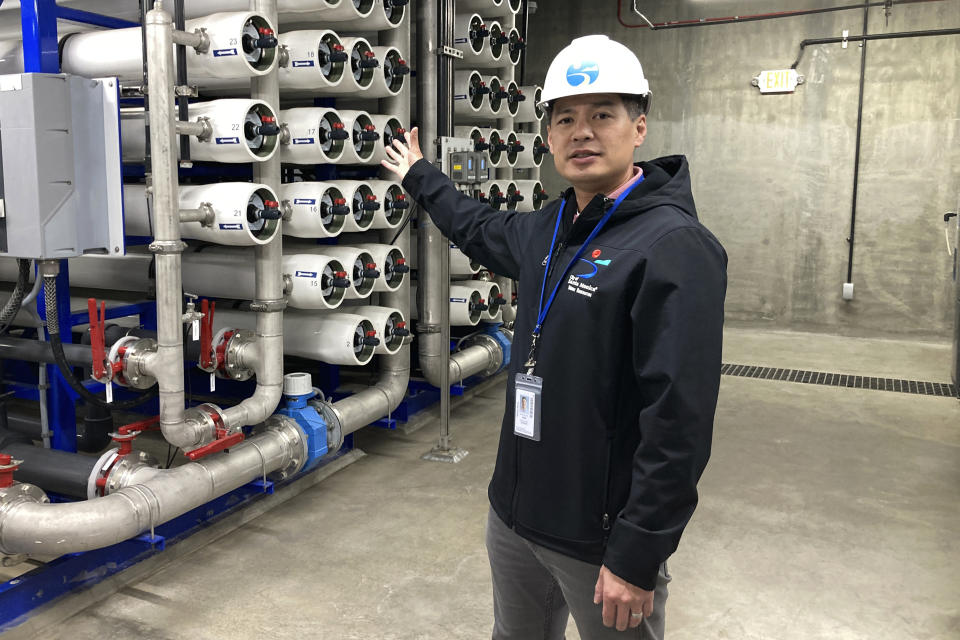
xmin=531 ymin=174 xmax=645 ymax=352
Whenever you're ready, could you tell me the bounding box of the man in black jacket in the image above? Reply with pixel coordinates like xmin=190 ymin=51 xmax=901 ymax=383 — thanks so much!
xmin=383 ymin=35 xmax=726 ymax=640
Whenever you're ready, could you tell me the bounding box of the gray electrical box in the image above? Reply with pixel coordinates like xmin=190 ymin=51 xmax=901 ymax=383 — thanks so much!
xmin=0 ymin=73 xmax=125 ymax=259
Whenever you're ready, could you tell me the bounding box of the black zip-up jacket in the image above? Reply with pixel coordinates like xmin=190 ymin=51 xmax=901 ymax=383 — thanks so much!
xmin=402 ymin=155 xmax=727 ymax=591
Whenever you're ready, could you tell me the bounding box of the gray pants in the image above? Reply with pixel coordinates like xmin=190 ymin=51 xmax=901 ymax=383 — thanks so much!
xmin=486 ymin=508 xmax=670 ymax=640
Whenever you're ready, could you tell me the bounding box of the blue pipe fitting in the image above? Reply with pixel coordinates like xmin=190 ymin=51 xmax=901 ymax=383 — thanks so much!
xmin=482 ymin=323 xmax=512 ymax=373
xmin=277 ymin=390 xmax=328 ymax=473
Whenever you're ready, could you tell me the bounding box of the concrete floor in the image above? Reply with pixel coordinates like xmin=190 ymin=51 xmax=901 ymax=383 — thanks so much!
xmin=20 ymin=327 xmax=960 ymax=639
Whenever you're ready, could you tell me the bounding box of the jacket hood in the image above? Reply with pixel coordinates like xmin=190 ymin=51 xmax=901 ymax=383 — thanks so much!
xmin=559 ymin=155 xmax=697 ymax=240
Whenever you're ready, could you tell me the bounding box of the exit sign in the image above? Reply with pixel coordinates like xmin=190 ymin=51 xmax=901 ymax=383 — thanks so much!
xmin=752 ymin=69 xmax=804 ymax=94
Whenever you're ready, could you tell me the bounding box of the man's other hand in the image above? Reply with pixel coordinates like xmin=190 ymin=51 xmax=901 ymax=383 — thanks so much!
xmin=381 ymin=126 xmax=424 ymax=181
xmin=594 ymin=565 xmax=654 ymax=631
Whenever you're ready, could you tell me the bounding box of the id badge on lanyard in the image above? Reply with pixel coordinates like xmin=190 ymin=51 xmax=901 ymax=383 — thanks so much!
xmin=513 ymin=175 xmax=644 ymax=443
xmin=514 ymin=373 xmax=542 ymax=441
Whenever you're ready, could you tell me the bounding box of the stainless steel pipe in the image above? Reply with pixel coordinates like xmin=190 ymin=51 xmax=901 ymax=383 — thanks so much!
xmin=0 ymin=418 xmax=305 ymax=556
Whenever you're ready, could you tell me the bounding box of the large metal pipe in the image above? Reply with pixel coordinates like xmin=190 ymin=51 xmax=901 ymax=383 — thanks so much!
xmin=138 ymin=5 xmax=193 ymax=449
xmin=0 ymin=440 xmax=98 ymax=499
xmin=0 ymin=417 xmax=305 ymax=556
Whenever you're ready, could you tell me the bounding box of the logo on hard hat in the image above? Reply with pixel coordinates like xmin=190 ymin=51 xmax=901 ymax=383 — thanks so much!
xmin=566 ymin=62 xmax=599 ymax=87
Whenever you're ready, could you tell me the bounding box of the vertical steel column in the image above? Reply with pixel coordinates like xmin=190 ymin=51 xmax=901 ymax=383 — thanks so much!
xmin=20 ymin=0 xmax=59 ymax=74
xmin=421 ymin=0 xmax=467 ymax=463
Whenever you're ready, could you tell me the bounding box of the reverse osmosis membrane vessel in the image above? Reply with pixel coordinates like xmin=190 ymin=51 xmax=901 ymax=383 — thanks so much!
xmin=369 ymin=46 xmax=409 ymax=98
xmin=180 ymin=247 xmax=349 ymax=310
xmin=473 ymin=279 xmax=505 ymax=322
xmin=286 ymin=243 xmax=379 ymax=299
xmin=336 ymin=109 xmax=380 ymax=165
xmin=215 ymin=308 xmax=379 ymax=366
xmin=280 ymin=107 xmax=348 ymax=165
xmin=352 ymin=243 xmax=409 ymax=292
xmin=61 ymin=11 xmax=278 ymax=83
xmin=124 ymin=183 xmax=281 ymax=246
xmin=280 ymin=182 xmax=350 ymax=238
xmin=344 ymin=305 xmax=407 ymax=355
xmin=315 ymin=37 xmax=379 ymax=95
xmin=450 ymin=245 xmax=482 ymax=275
xmin=365 ymin=180 xmax=409 ymax=230
xmin=325 ymin=180 xmax=379 ymax=232
xmin=279 ymin=30 xmax=348 ymax=92
xmin=511 ymin=132 xmax=550 ymax=169
xmin=121 ymin=100 xmax=280 ymax=163
xmin=511 ymin=180 xmax=550 ymax=212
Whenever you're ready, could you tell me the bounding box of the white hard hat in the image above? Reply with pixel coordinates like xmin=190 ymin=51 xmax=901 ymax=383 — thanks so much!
xmin=538 ymin=35 xmax=650 ymax=111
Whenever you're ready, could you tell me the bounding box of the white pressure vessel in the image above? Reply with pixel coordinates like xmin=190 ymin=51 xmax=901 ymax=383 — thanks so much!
xmin=506 ymin=26 xmax=524 ymax=66
xmin=280 ymin=107 xmax=348 ymax=165
xmin=368 ymin=114 xmax=407 ymax=165
xmin=511 ymin=180 xmax=550 ymax=213
xmin=481 ymin=22 xmax=509 ymax=69
xmin=368 ymin=46 xmax=409 ymax=98
xmin=278 ymin=30 xmax=348 ymax=92
xmin=453 ymin=13 xmax=490 ymax=67
xmin=349 ymin=306 xmax=408 ymax=355
xmin=449 ymin=284 xmax=485 ymax=326
xmin=61 ymin=12 xmax=278 ymax=83
xmin=453 ymin=70 xmax=487 ymax=121
xmin=515 ymin=85 xmax=544 ymax=124
xmin=327 ymin=181 xmax=380 ymax=232
xmin=216 ymin=308 xmax=379 ymax=366
xmin=335 ymin=0 xmax=408 ymax=30
xmin=478 ymin=181 xmax=508 ymax=211
xmin=511 ymin=132 xmax=550 ymax=169
xmin=473 ymin=280 xmax=505 ymax=322
xmin=504 ymin=80 xmax=522 ymax=117
xmin=502 ymin=181 xmax=522 ymax=211
xmin=484 ymin=74 xmax=508 ymax=119
xmin=303 ymin=0 xmax=375 ymax=22
xmin=280 ymin=182 xmax=350 ymax=238
xmin=123 ymin=183 xmax=280 ymax=246
xmin=315 ymin=37 xmax=378 ymax=95
xmin=336 ymin=110 xmax=379 ymax=165
xmin=352 ymin=243 xmax=409 ymax=293
xmin=365 ymin=180 xmax=409 ymax=230
xmin=121 ymin=100 xmax=281 ymax=164
xmin=450 ymin=245 xmax=482 ymax=276
xmin=180 ymin=248 xmax=349 ymax=310
xmin=290 ymin=244 xmax=379 ymax=299
xmin=485 ymin=129 xmax=511 ymax=168
xmin=454 ymin=125 xmax=492 ymax=154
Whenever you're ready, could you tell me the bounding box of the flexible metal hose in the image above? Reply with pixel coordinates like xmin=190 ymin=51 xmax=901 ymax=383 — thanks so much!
xmin=43 ymin=275 xmax=158 ymax=410
xmin=0 ymin=259 xmax=32 ymax=334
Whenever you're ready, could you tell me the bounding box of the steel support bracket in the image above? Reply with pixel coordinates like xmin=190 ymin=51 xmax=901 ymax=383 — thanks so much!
xmin=436 ymin=45 xmax=464 ymax=59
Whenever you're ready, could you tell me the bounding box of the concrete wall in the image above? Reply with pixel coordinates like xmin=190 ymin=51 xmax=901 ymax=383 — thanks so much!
xmin=526 ymin=1 xmax=960 ymax=338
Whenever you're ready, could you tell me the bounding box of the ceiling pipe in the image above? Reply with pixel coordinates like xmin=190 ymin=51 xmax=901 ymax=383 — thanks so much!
xmin=616 ymin=0 xmax=944 ymax=29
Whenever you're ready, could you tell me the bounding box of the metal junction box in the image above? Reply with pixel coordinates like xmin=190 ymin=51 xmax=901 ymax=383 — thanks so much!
xmin=0 ymin=73 xmax=124 ymax=259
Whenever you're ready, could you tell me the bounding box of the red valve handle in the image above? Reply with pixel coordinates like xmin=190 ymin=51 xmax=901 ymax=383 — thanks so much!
xmin=332 ymin=122 xmax=345 ymax=129
xmin=396 ymin=257 xmax=406 ymax=264
xmin=366 ymin=330 xmax=377 ymax=337
xmin=335 ymin=270 xmax=348 ymax=278
xmin=364 ymin=124 xmax=376 ymax=131
xmin=215 ymin=329 xmax=235 ymax=371
xmin=118 ymin=415 xmax=160 ymax=436
xmin=366 ymin=194 xmax=377 ymax=200
xmin=264 ymin=199 xmax=279 ymax=207
xmin=88 ymin=298 xmax=108 ymax=381
xmin=398 ymin=58 xmax=407 ymax=66
xmin=334 ymin=197 xmax=347 ymax=205
xmin=364 ymin=50 xmax=375 ymax=57
xmin=0 ymin=453 xmax=19 ymax=489
xmin=397 ymin=127 xmax=406 ymax=134
xmin=200 ymin=299 xmax=216 ymax=370
xmin=396 ymin=194 xmax=406 ymax=200
xmin=366 ymin=262 xmax=377 ymax=269
xmin=333 ymin=43 xmax=345 ymax=51
xmin=261 ymin=115 xmax=276 ymax=123
xmin=185 ymin=428 xmax=245 ymax=461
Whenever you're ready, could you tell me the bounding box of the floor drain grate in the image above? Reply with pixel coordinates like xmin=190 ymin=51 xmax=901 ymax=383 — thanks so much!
xmin=720 ymin=363 xmax=958 ymax=398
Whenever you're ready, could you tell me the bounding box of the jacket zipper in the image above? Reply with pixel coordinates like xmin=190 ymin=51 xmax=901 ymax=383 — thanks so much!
xmin=601 ymin=436 xmax=614 ymax=538
xmin=511 ymin=222 xmax=570 ymax=526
